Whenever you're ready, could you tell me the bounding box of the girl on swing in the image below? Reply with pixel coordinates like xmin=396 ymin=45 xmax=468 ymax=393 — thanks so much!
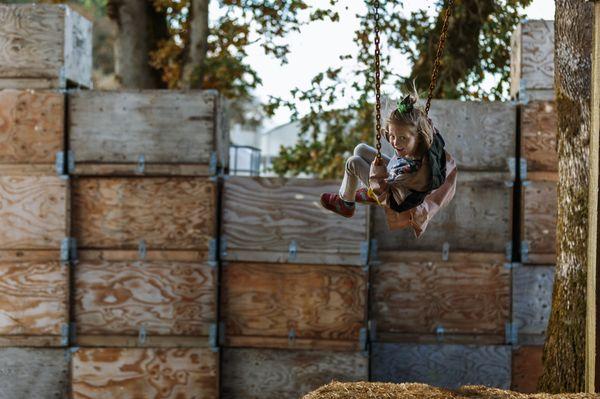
xmin=321 ymin=87 xmax=446 ymax=217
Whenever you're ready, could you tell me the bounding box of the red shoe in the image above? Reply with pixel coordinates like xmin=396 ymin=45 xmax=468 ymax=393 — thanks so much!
xmin=320 ymin=193 xmax=355 ymax=218
xmin=355 ymin=188 xmax=379 ymax=205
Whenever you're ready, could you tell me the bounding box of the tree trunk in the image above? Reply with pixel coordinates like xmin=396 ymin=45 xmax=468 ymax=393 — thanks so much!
xmin=538 ymin=0 xmax=593 ymax=393
xmin=180 ymin=0 xmax=210 ymax=89
xmin=107 ymin=0 xmax=167 ymax=88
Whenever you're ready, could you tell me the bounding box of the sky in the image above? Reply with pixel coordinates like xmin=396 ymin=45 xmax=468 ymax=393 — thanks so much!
xmin=221 ymin=0 xmax=556 ymax=131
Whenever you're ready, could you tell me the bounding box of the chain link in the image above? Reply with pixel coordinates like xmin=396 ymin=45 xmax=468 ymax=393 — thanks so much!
xmin=374 ymin=0 xmax=382 ymax=159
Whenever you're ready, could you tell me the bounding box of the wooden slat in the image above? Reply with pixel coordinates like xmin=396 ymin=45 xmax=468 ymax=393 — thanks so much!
xmin=222 ymin=348 xmax=368 ymax=399
xmin=522 ymin=101 xmax=558 ymax=172
xmin=72 ymin=177 xmax=216 ymax=250
xmin=522 ymin=175 xmax=558 ymax=263
xmin=72 ymin=348 xmax=218 ymax=399
xmin=0 ymin=260 xmax=67 ymax=339
xmin=371 ymin=343 xmax=511 ymax=389
xmin=69 ymin=90 xmax=227 ymax=174
xmin=371 ymin=251 xmax=509 ymax=338
xmin=0 ymin=90 xmax=64 ymax=165
xmin=373 ymin=332 xmax=505 ymax=346
xmin=75 ymin=335 xmax=210 ymax=348
xmin=0 ymin=176 xmax=69 ymax=250
xmin=373 ymin=172 xmax=512 ymax=253
xmin=0 ymin=348 xmax=68 ymax=398
xmin=75 ymin=256 xmax=215 ymax=338
xmin=221 ymin=262 xmax=367 ymax=350
xmin=512 ymin=346 xmax=544 ymax=393
xmin=513 ymin=265 xmax=555 ymax=345
xmin=222 ymin=177 xmax=368 ymax=266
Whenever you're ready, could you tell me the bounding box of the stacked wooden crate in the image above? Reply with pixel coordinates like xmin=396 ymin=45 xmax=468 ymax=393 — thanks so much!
xmin=510 ymin=20 xmax=556 ymax=394
xmin=68 ymin=90 xmax=228 ymax=398
xmin=370 ymin=100 xmax=516 ymax=389
xmin=219 ymin=177 xmax=370 ymax=398
xmin=0 ymin=4 xmax=91 ymax=398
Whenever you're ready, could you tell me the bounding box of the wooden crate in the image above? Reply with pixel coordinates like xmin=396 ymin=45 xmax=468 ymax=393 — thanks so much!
xmin=0 ymin=5 xmax=92 ymax=89
xmin=371 ymin=252 xmax=510 ymax=344
xmin=513 ymin=265 xmax=554 ymax=345
xmin=0 ymin=90 xmax=65 ymax=174
xmin=221 ymin=177 xmax=368 ymax=266
xmin=521 ymin=101 xmax=557 ymax=173
xmin=371 ymin=343 xmax=511 ymax=389
xmin=521 ymin=173 xmax=557 ymax=264
xmin=511 ymin=346 xmax=544 ymax=393
xmin=222 ymin=348 xmax=368 ymax=399
xmin=0 ymin=251 xmax=68 ymax=347
xmin=69 ymin=90 xmax=229 ymax=176
xmin=220 ymin=262 xmax=367 ymax=351
xmin=0 ymin=348 xmax=69 ymax=398
xmin=510 ymin=20 xmax=555 ymax=100
xmin=72 ymin=177 xmax=216 ymax=251
xmin=74 ymin=250 xmax=216 ymax=347
xmin=0 ymin=175 xmax=69 ymax=250
xmin=373 ymin=172 xmax=512 ymax=254
xmin=72 ymin=347 xmax=218 ymax=399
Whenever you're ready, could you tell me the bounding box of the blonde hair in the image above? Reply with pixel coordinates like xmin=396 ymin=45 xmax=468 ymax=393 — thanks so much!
xmin=385 ymin=83 xmax=434 ymax=157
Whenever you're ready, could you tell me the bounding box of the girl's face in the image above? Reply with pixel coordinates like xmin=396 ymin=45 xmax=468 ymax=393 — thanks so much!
xmin=388 ymin=124 xmax=418 ymax=157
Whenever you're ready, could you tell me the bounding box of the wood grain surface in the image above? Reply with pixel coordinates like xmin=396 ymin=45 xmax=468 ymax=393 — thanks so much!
xmin=371 ymin=343 xmax=511 ymax=389
xmin=0 ymin=5 xmax=64 ymax=80
xmin=0 ymin=348 xmax=68 ymax=398
xmin=513 ymin=265 xmax=554 ymax=345
xmin=0 ymin=260 xmax=67 ymax=337
xmin=222 ymin=348 xmax=368 ymax=399
xmin=521 ymin=101 xmax=557 ymax=172
xmin=371 ymin=251 xmax=509 ymax=337
xmin=221 ymin=262 xmax=367 ymax=348
xmin=0 ymin=176 xmax=68 ymax=250
xmin=0 ymin=90 xmax=64 ymax=165
xmin=72 ymin=177 xmax=215 ymax=250
xmin=72 ymin=348 xmax=218 ymax=399
xmin=69 ymin=90 xmax=226 ymax=172
xmin=373 ymin=172 xmax=512 ymax=253
xmin=522 ymin=175 xmax=557 ymax=261
xmin=75 ymin=259 xmax=215 ymax=337
xmin=512 ymin=346 xmax=544 ymax=393
xmin=222 ymin=177 xmax=368 ymax=266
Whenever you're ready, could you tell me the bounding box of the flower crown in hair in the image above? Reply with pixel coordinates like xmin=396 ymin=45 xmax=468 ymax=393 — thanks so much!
xmin=396 ymin=95 xmax=414 ymax=114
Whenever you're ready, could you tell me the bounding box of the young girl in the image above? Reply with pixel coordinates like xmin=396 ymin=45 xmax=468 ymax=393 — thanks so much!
xmin=320 ymin=90 xmax=448 ymax=218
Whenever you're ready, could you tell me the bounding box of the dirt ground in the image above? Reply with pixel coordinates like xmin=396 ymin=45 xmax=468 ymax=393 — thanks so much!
xmin=302 ymin=382 xmax=600 ymax=399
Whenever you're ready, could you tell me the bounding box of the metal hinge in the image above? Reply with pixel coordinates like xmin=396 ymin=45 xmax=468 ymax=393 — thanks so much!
xmin=209 ymin=323 xmax=218 ymax=350
xmin=138 ymin=240 xmax=147 ymax=260
xmin=359 ymin=327 xmax=368 ymax=351
xmin=442 ymin=242 xmax=450 ymax=261
xmin=288 ymin=240 xmax=298 ymax=262
xmin=60 ymin=238 xmax=77 ymax=262
xmin=209 ymin=152 xmax=218 ymax=176
xmin=505 ymin=241 xmax=513 ymax=261
xmin=360 ymin=241 xmax=369 ymax=266
xmin=138 ymin=325 xmax=147 ymax=345
xmin=136 ymin=154 xmax=145 ymax=174
xmin=521 ymin=241 xmax=530 ymax=262
xmin=506 ymin=322 xmax=518 ymax=344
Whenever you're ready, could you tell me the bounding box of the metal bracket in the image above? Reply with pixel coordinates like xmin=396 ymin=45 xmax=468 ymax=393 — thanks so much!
xmin=442 ymin=242 xmax=450 ymax=261
xmin=504 ymin=262 xmax=521 ymax=270
xmin=288 ymin=327 xmax=296 ymax=342
xmin=518 ymin=79 xmax=530 ymax=105
xmin=220 ymin=236 xmax=228 ymax=258
xmin=505 ymin=241 xmax=513 ymax=261
xmin=55 ymin=152 xmax=65 ymax=175
xmin=360 ymin=241 xmax=369 ymax=266
xmin=521 ymin=241 xmax=530 ymax=262
xmin=138 ymin=325 xmax=147 ymax=345
xmin=435 ymin=325 xmax=445 ymax=342
xmin=209 ymin=323 xmax=218 ymax=349
xmin=61 ymin=238 xmax=77 ymax=262
xmin=136 ymin=154 xmax=145 ymax=174
xmin=138 ymin=240 xmax=147 ymax=260
xmin=61 ymin=323 xmax=69 ymax=346
xmin=209 ymin=152 xmax=218 ymax=176
xmin=369 ymin=239 xmax=379 ymax=264
xmin=359 ymin=327 xmax=368 ymax=351
xmin=209 ymin=239 xmax=217 ymax=262
xmin=505 ymin=322 xmax=518 ymax=344
xmin=368 ymin=320 xmax=377 ymax=342
xmin=507 ymin=157 xmax=528 ymax=181
xmin=288 ymin=240 xmax=298 ymax=262
xmin=520 ymin=158 xmax=528 ymax=181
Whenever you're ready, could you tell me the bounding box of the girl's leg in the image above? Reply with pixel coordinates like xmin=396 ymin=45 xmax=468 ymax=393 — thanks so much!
xmin=339 ymin=144 xmax=390 ymax=201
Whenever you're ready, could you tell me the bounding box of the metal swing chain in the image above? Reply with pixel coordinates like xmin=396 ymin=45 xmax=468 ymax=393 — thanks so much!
xmin=425 ymin=0 xmax=455 ymax=117
xmin=374 ymin=0 xmax=383 ymax=159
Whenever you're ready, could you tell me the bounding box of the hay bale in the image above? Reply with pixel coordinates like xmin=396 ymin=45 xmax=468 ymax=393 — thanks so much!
xmin=302 ymin=381 xmax=600 ymax=399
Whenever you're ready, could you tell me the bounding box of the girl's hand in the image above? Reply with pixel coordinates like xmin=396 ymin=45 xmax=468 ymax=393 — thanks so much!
xmin=369 ymin=157 xmax=389 ymax=195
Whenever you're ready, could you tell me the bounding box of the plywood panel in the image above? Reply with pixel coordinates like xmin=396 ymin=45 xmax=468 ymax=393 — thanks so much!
xmin=72 ymin=348 xmax=218 ymax=399
xmin=222 ymin=348 xmax=368 ymax=399
xmin=513 ymin=265 xmax=554 ymax=345
xmin=75 ymin=257 xmax=215 ymax=338
xmin=222 ymin=177 xmax=368 ymax=266
xmin=371 ymin=252 xmax=509 ymax=338
xmin=0 ymin=260 xmax=67 ymax=338
xmin=522 ymin=175 xmax=557 ymax=262
xmin=371 ymin=343 xmax=511 ymax=389
xmin=69 ymin=90 xmax=228 ymax=174
xmin=522 ymin=101 xmax=557 ymax=172
xmin=0 ymin=90 xmax=64 ymax=166
xmin=72 ymin=177 xmax=216 ymax=250
xmin=0 ymin=176 xmax=68 ymax=250
xmin=373 ymin=172 xmax=511 ymax=253
xmin=221 ymin=262 xmax=367 ymax=350
xmin=0 ymin=348 xmax=68 ymax=398
xmin=512 ymin=346 xmax=544 ymax=393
